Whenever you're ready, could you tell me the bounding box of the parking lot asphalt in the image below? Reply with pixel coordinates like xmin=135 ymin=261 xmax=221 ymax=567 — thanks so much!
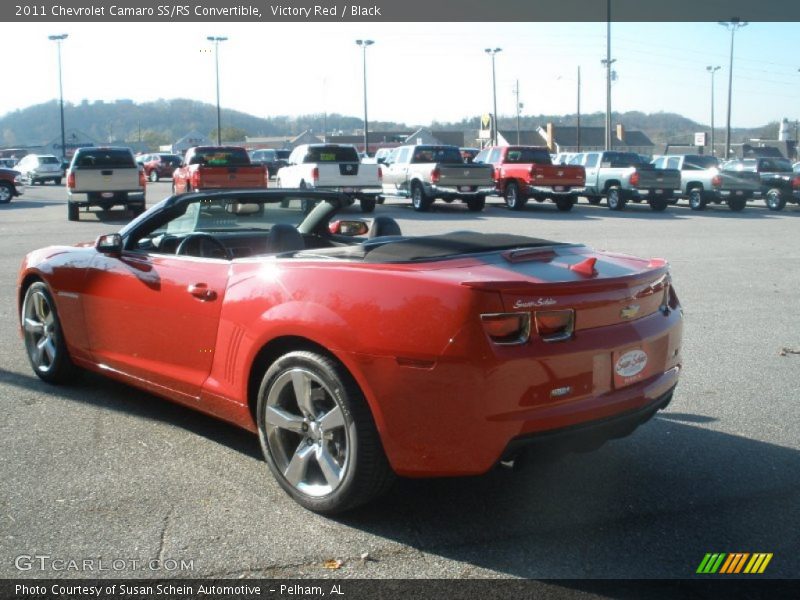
xmin=1 ymin=183 xmax=798 ymax=580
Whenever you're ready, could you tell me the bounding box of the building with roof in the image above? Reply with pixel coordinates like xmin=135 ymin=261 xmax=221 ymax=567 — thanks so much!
xmin=536 ymin=123 xmax=655 ymax=154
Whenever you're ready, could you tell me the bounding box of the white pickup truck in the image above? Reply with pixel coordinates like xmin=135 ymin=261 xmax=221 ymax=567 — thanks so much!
xmin=66 ymin=146 xmax=146 ymax=221
xmin=275 ymin=144 xmax=382 ymax=213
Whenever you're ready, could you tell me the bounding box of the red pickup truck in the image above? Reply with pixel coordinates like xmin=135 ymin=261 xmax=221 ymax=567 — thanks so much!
xmin=172 ymin=146 xmax=269 ymax=194
xmin=474 ymin=145 xmax=586 ymax=211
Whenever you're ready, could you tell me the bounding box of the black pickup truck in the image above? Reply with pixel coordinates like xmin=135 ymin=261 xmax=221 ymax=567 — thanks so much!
xmin=723 ymin=157 xmax=800 ymax=211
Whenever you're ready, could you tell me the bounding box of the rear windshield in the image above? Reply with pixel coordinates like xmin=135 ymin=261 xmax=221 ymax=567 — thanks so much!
xmin=684 ymin=155 xmax=719 ymax=169
xmin=411 ymin=146 xmax=463 ymax=164
xmin=39 ymin=156 xmax=60 ymax=164
xmin=159 ymin=154 xmax=182 ymax=165
xmin=304 ymin=146 xmax=359 ymax=162
xmin=191 ymin=148 xmax=250 ymax=167
xmin=505 ymin=147 xmax=552 ymax=164
xmin=275 ymin=150 xmax=291 ymax=159
xmin=759 ymin=158 xmax=792 ymax=172
xmin=601 ymin=152 xmax=642 ymax=167
xmin=74 ymin=149 xmax=135 ymax=168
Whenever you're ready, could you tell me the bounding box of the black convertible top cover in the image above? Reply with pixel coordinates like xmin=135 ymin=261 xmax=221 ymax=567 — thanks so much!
xmin=364 ymin=232 xmax=560 ymax=263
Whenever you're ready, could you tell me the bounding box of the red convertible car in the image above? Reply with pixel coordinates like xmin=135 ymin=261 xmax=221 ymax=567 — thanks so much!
xmin=18 ymin=190 xmax=683 ymax=513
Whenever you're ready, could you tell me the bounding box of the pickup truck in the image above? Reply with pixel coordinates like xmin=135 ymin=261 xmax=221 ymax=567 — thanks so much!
xmin=275 ymin=144 xmax=382 ymax=213
xmin=722 ymin=157 xmax=800 ymax=211
xmin=571 ymin=151 xmax=681 ymax=211
xmin=66 ymin=146 xmax=146 ymax=221
xmin=381 ymin=144 xmax=494 ymax=212
xmin=0 ymin=168 xmax=24 ymax=204
xmin=172 ymin=146 xmax=268 ymax=194
xmin=474 ymin=145 xmax=586 ymax=211
xmin=651 ymin=154 xmax=761 ymax=211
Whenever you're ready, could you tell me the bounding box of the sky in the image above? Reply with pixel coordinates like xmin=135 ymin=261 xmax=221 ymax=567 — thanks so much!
xmin=1 ymin=21 xmax=798 ymax=130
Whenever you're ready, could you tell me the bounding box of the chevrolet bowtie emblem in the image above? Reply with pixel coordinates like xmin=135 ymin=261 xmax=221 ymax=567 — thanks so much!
xmin=620 ymin=305 xmax=640 ymax=319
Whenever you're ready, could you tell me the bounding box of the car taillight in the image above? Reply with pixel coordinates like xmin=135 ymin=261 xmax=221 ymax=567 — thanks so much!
xmin=139 ymin=170 xmax=146 ymax=187
xmin=629 ymin=172 xmax=640 ymax=187
xmin=792 ymin=176 xmax=800 ymax=190
xmin=67 ymin=172 xmax=75 ymax=189
xmin=312 ymin=167 xmax=319 ymax=183
xmin=191 ymin=171 xmax=200 ymax=189
xmin=711 ymin=174 xmax=722 ymax=187
xmin=378 ymin=166 xmax=382 ymax=181
xmin=480 ymin=313 xmax=530 ymax=345
xmin=431 ymin=167 xmax=440 ymax=184
xmin=534 ymin=309 xmax=575 ymax=342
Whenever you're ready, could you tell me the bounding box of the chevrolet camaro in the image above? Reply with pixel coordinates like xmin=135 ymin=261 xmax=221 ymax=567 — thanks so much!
xmin=18 ymin=189 xmax=683 ymax=513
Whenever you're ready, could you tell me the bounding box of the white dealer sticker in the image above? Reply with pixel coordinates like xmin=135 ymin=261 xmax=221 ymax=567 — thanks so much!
xmin=615 ymin=349 xmax=648 ymax=378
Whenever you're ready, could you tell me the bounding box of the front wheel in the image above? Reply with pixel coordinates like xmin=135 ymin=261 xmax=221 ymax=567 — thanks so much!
xmin=257 ymin=351 xmax=394 ymax=514
xmin=411 ymin=182 xmax=432 ymax=212
xmin=688 ymin=188 xmax=706 ymax=211
xmin=765 ymin=189 xmax=786 ymax=211
xmin=21 ymin=282 xmax=77 ymax=384
xmin=0 ymin=181 xmax=13 ymax=204
xmin=149 ymin=171 xmax=159 ymax=183
xmin=606 ymin=186 xmax=626 ymax=211
xmin=466 ymin=195 xmax=486 ymax=212
xmin=504 ymin=181 xmax=527 ymax=210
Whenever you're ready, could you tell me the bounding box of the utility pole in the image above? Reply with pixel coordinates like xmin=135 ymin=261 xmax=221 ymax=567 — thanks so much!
xmin=706 ymin=66 xmax=721 ymax=156
xmin=207 ymin=36 xmax=228 ymax=145
xmin=577 ymin=66 xmax=582 ymax=151
xmin=48 ymin=34 xmax=68 ymax=162
xmin=603 ymin=0 xmax=615 ymax=150
xmin=485 ymin=48 xmax=502 ymax=146
xmin=355 ymin=39 xmax=374 ymax=155
xmin=513 ymin=80 xmax=521 ymax=144
xmin=719 ymin=19 xmax=747 ymax=158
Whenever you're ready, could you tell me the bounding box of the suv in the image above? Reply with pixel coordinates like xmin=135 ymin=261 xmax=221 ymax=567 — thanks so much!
xmin=249 ymin=149 xmax=289 ymax=178
xmin=139 ymin=153 xmax=182 ymax=182
xmin=14 ymin=154 xmax=63 ymax=185
xmin=66 ymin=147 xmax=146 ymax=221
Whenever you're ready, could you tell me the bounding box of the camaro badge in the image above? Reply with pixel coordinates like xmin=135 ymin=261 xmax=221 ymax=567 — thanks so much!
xmin=620 ymin=304 xmax=640 ymax=319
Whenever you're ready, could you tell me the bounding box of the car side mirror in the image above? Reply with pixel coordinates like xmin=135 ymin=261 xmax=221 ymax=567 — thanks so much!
xmin=96 ymin=233 xmax=122 ymax=255
xmin=329 ymin=220 xmax=369 ymax=236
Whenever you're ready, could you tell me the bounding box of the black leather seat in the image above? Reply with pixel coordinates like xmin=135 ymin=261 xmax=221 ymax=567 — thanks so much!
xmin=368 ymin=216 xmax=402 ymax=239
xmin=267 ymin=224 xmax=305 ymax=253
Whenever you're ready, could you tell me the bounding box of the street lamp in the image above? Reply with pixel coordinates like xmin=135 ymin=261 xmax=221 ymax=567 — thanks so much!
xmin=48 ymin=34 xmax=68 ymax=162
xmin=485 ymin=48 xmax=502 ymax=146
xmin=207 ymin=36 xmax=228 ymax=145
xmin=603 ymin=0 xmax=614 ymax=150
xmin=719 ymin=19 xmax=747 ymax=158
xmin=706 ymin=65 xmax=721 ymax=156
xmin=355 ymin=39 xmax=374 ymax=156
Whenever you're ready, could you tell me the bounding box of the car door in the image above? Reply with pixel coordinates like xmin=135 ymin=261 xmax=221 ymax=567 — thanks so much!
xmin=81 ymin=250 xmax=230 ymax=399
xmin=582 ymin=153 xmax=600 ymax=192
xmin=384 ymin=147 xmax=411 ymax=194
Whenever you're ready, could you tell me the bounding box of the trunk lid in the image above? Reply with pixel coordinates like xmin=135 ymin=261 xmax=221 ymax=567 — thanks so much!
xmin=436 ymin=163 xmax=494 ymax=186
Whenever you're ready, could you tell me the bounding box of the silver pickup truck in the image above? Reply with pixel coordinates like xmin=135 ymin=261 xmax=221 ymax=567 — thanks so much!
xmin=381 ymin=145 xmax=494 ymax=212
xmin=571 ymin=151 xmax=681 ymax=211
xmin=652 ymin=154 xmax=760 ymax=211
xmin=66 ymin=146 xmax=146 ymax=221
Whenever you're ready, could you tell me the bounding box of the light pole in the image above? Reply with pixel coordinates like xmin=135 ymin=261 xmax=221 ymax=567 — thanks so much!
xmin=719 ymin=19 xmax=747 ymax=158
xmin=355 ymin=39 xmax=374 ymax=156
xmin=577 ymin=65 xmax=582 ymax=151
xmin=207 ymin=36 xmax=227 ymax=145
xmin=485 ymin=48 xmax=502 ymax=146
xmin=603 ymin=0 xmax=614 ymax=150
xmin=48 ymin=34 xmax=68 ymax=162
xmin=513 ymin=80 xmax=522 ymax=145
xmin=706 ymin=65 xmax=721 ymax=156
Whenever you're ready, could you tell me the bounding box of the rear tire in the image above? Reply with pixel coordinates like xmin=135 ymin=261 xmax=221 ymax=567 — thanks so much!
xmin=256 ymin=351 xmax=395 ymax=514
xmin=765 ymin=189 xmax=786 ymax=211
xmin=359 ymin=198 xmax=376 ymax=213
xmin=67 ymin=202 xmax=79 ymax=221
xmin=649 ymin=198 xmax=669 ymax=211
xmin=688 ymin=188 xmax=706 ymax=211
xmin=466 ymin=195 xmax=486 ymax=212
xmin=149 ymin=170 xmax=159 ymax=183
xmin=21 ymin=282 xmax=78 ymax=384
xmin=606 ymin=186 xmax=626 ymax=211
xmin=727 ymin=197 xmax=747 ymax=212
xmin=504 ymin=181 xmax=527 ymax=210
xmin=0 ymin=182 xmax=13 ymax=204
xmin=554 ymin=197 xmax=575 ymax=212
xmin=411 ymin=182 xmax=432 ymax=212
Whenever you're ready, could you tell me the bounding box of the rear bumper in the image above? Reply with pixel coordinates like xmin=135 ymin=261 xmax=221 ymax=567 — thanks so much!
xmin=424 ymin=183 xmax=494 ymax=199
xmin=67 ymin=190 xmax=145 ymax=207
xmin=525 ymin=185 xmax=585 ymax=197
xmin=349 ymin=306 xmax=683 ymax=477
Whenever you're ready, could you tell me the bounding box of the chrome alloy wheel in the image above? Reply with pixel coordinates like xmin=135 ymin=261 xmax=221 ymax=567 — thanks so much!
xmin=264 ymin=368 xmax=350 ymax=497
xmin=22 ymin=288 xmax=58 ymax=373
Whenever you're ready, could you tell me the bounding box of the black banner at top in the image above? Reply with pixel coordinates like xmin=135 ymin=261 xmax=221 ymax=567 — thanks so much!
xmin=2 ymin=0 xmax=800 ymax=22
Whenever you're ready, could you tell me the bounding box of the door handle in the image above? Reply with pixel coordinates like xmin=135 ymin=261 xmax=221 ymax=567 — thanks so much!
xmin=187 ymin=283 xmax=217 ymax=301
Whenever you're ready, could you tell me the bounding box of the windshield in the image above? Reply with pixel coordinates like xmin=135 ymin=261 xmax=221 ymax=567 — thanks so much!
xmin=39 ymin=156 xmax=60 ymax=164
xmin=505 ymin=147 xmax=552 ymax=164
xmin=601 ymin=152 xmax=642 ymax=167
xmin=304 ymin=146 xmax=359 ymax=162
xmin=411 ymin=146 xmax=463 ymax=164
xmin=73 ymin=149 xmax=135 ymax=168
xmin=191 ymin=147 xmax=250 ymax=166
xmin=684 ymin=156 xmax=719 ymax=169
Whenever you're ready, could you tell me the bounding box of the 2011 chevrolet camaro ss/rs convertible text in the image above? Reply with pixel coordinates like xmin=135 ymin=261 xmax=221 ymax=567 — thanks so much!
xmin=17 ymin=190 xmax=683 ymax=513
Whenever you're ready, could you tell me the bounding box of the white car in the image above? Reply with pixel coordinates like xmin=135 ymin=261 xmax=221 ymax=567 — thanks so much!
xmin=14 ymin=154 xmax=63 ymax=185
